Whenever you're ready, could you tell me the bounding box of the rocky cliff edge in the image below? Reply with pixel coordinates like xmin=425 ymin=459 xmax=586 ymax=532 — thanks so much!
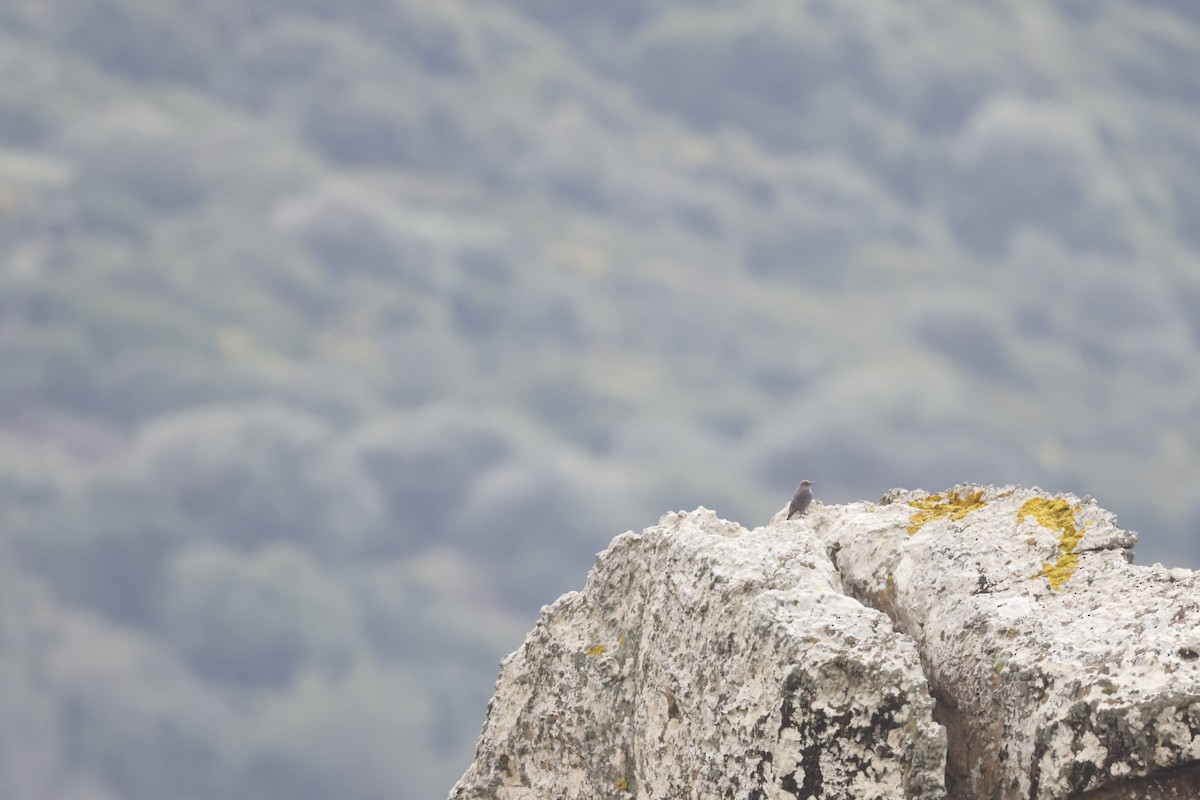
xmin=449 ymin=485 xmax=1200 ymax=800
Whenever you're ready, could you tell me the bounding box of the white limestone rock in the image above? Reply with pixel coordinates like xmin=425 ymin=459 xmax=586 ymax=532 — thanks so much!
xmin=814 ymin=484 xmax=1200 ymax=800
xmin=451 ymin=487 xmax=1200 ymax=800
xmin=449 ymin=507 xmax=947 ymax=799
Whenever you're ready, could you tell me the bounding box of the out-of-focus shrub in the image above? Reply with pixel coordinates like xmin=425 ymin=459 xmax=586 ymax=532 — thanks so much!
xmin=59 ymin=0 xmax=216 ymax=83
xmin=0 ymin=327 xmax=98 ymax=413
xmin=14 ymin=482 xmax=192 ymax=626
xmin=129 ymin=404 xmax=385 ymax=558
xmin=160 ymin=542 xmax=361 ymax=686
xmin=271 ymin=187 xmax=436 ymax=282
xmin=943 ymin=96 xmax=1128 ymax=255
xmin=342 ymin=405 xmax=517 ymax=551
xmin=302 ymin=83 xmax=465 ymax=169
xmin=73 ymin=133 xmax=208 ymax=217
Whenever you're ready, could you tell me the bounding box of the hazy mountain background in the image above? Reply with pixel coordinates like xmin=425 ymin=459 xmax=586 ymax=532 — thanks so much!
xmin=1 ymin=0 xmax=1198 ymax=797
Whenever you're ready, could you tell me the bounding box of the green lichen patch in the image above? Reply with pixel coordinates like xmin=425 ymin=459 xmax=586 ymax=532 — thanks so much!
xmin=1018 ymin=497 xmax=1083 ymax=591
xmin=906 ymin=489 xmax=987 ymax=535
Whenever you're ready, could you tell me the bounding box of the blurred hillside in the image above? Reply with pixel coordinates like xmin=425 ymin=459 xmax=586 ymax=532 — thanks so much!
xmin=1 ymin=0 xmax=1199 ymax=798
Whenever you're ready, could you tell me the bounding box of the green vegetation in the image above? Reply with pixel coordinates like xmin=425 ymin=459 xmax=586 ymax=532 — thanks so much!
xmin=1 ymin=1 xmax=1199 ymax=797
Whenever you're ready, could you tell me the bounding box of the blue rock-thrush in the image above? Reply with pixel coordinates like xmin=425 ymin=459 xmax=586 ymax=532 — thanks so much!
xmin=787 ymin=480 xmax=814 ymax=519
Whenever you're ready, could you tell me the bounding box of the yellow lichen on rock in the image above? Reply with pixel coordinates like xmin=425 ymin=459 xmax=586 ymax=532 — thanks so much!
xmin=1040 ymin=553 xmax=1081 ymax=591
xmin=906 ymin=489 xmax=987 ymax=535
xmin=1018 ymin=498 xmax=1082 ymax=549
xmin=1018 ymin=498 xmax=1083 ymax=591
xmin=586 ymin=644 xmax=607 ymax=656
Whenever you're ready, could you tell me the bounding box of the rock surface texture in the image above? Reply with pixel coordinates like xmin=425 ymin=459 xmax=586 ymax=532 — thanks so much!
xmin=449 ymin=485 xmax=1200 ymax=799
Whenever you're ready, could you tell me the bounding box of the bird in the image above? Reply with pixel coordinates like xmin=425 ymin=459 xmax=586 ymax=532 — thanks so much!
xmin=787 ymin=480 xmax=814 ymax=519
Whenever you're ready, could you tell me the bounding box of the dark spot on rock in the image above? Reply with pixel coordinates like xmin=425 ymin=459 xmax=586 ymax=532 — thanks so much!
xmin=777 ymin=668 xmax=824 ymax=795
xmin=799 ymin=747 xmax=823 ymax=797
xmin=780 ymin=670 xmax=803 ymax=732
xmin=666 ymin=688 xmax=681 ymax=721
xmin=749 ymin=751 xmax=773 ymax=800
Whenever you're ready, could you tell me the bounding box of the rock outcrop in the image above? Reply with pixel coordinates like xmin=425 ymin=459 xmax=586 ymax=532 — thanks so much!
xmin=449 ymin=485 xmax=1200 ymax=799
